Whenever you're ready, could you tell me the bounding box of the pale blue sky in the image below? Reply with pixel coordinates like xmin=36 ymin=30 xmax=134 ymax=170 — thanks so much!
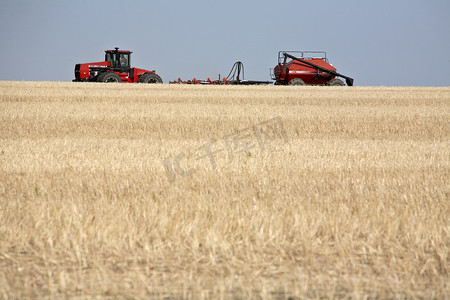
xmin=1 ymin=0 xmax=449 ymax=86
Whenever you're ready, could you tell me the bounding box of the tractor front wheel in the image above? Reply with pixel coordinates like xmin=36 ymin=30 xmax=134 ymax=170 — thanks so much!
xmin=97 ymin=72 xmax=122 ymax=83
xmin=138 ymin=73 xmax=163 ymax=84
xmin=328 ymin=78 xmax=345 ymax=86
xmin=288 ymin=78 xmax=305 ymax=86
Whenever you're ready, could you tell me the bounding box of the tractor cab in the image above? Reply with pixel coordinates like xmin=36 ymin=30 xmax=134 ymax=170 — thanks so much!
xmin=105 ymin=47 xmax=131 ymax=69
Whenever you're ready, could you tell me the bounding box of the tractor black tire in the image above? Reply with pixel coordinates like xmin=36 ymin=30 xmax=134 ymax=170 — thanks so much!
xmin=138 ymin=73 xmax=163 ymax=84
xmin=288 ymin=78 xmax=305 ymax=86
xmin=328 ymin=78 xmax=345 ymax=86
xmin=97 ymin=72 xmax=122 ymax=83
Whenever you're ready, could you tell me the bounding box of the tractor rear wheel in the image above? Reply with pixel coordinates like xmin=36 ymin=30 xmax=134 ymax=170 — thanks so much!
xmin=328 ymin=78 xmax=345 ymax=86
xmin=97 ymin=72 xmax=122 ymax=83
xmin=138 ymin=73 xmax=163 ymax=84
xmin=288 ymin=78 xmax=305 ymax=86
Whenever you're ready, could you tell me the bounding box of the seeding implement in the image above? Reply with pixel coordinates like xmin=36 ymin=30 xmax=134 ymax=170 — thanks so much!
xmin=170 ymin=51 xmax=353 ymax=86
xmin=169 ymin=61 xmax=272 ymax=85
xmin=73 ymin=48 xmax=162 ymax=83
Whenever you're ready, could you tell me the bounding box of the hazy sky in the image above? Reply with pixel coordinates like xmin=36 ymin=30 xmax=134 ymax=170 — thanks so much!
xmin=1 ymin=0 xmax=449 ymax=86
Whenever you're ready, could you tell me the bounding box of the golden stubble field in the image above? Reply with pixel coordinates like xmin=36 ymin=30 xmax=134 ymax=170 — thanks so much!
xmin=0 ymin=81 xmax=449 ymax=299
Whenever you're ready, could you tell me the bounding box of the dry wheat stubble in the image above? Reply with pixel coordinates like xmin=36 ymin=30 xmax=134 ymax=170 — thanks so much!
xmin=0 ymin=81 xmax=449 ymax=298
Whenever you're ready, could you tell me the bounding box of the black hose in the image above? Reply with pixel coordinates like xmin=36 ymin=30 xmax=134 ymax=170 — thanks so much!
xmin=225 ymin=61 xmax=244 ymax=81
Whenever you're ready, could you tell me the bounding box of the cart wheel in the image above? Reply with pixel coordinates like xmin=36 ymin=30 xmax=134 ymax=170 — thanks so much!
xmin=328 ymin=78 xmax=345 ymax=86
xmin=288 ymin=78 xmax=305 ymax=86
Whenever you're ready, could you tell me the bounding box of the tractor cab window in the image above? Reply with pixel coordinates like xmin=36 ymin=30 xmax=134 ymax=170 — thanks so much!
xmin=119 ymin=53 xmax=129 ymax=67
xmin=105 ymin=52 xmax=116 ymax=66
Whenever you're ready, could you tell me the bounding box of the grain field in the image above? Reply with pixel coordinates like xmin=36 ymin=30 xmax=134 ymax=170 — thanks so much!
xmin=0 ymin=81 xmax=449 ymax=299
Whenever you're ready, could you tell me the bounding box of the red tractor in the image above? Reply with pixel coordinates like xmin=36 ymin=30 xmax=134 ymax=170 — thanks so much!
xmin=271 ymin=51 xmax=353 ymax=86
xmin=73 ymin=47 xmax=163 ymax=83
